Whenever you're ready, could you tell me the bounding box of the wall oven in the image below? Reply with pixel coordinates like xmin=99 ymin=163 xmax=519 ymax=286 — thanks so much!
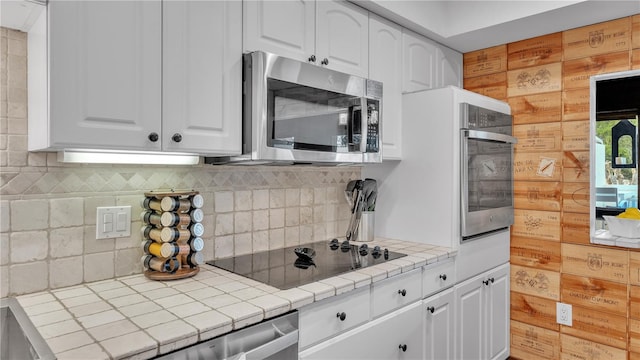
xmin=207 ymin=51 xmax=382 ymax=165
xmin=461 ymin=103 xmax=517 ymax=241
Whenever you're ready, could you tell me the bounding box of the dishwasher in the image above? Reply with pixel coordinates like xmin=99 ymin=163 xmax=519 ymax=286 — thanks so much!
xmin=154 ymin=311 xmax=298 ymax=360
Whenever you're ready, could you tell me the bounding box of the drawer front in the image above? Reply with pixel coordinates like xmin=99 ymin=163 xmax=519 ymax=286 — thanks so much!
xmin=423 ymin=259 xmax=456 ymax=298
xmin=299 ymin=286 xmax=370 ymax=349
xmin=372 ymin=268 xmax=422 ymax=318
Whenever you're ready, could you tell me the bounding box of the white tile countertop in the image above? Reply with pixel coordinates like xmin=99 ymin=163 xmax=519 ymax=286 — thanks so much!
xmin=11 ymin=238 xmax=456 ymax=360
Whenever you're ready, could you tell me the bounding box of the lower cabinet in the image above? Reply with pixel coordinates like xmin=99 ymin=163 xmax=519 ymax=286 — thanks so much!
xmin=299 ymin=301 xmax=423 ymax=360
xmin=424 ymin=288 xmax=455 ymax=360
xmin=454 ymin=263 xmax=510 ymax=360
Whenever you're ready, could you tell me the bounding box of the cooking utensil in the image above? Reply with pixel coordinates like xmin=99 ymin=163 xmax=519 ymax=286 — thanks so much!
xmin=344 ymin=180 xmax=358 ymax=208
xmin=346 ymin=181 xmax=364 ymax=240
xmin=362 ymin=178 xmax=377 ymax=211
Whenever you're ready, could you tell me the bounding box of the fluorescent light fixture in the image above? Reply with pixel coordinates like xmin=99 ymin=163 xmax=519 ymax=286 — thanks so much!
xmin=58 ymin=149 xmax=200 ymax=165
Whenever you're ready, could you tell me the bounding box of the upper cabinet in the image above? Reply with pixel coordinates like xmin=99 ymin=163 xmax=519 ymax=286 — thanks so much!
xmin=28 ymin=0 xmax=241 ymax=155
xmin=369 ymin=14 xmax=402 ymax=160
xmin=163 ymin=1 xmax=242 ymax=155
xmin=244 ymin=0 xmax=369 ymax=78
xmin=402 ymin=30 xmax=462 ymax=93
xmin=437 ymin=45 xmax=463 ymax=88
xmin=403 ymin=30 xmax=437 ymax=93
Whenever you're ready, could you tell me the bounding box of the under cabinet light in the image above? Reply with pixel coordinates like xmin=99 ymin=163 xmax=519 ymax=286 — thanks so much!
xmin=58 ymin=150 xmax=200 ymax=165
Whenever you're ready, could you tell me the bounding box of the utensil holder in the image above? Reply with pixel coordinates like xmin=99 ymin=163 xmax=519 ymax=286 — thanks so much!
xmin=360 ymin=211 xmax=375 ymax=242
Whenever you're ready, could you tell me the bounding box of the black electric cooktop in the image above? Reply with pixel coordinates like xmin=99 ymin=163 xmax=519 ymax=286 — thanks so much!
xmin=206 ymin=239 xmax=407 ymax=290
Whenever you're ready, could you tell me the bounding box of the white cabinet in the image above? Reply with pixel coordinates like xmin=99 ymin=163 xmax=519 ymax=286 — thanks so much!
xmin=454 ymin=263 xmax=510 ymax=360
xmin=162 ymin=1 xmax=242 ymax=155
xmin=371 ymin=268 xmax=421 ymax=317
xmin=436 ymin=45 xmax=463 ymax=88
xmin=299 ymin=301 xmax=423 ymax=360
xmin=422 ymin=258 xmax=455 ymax=298
xmin=244 ymin=0 xmax=369 ymax=77
xmin=402 ymin=29 xmax=462 ymax=93
xmin=28 ymin=0 xmax=241 ymax=155
xmin=243 ymin=0 xmax=315 ymax=62
xmin=369 ymin=13 xmax=402 ymax=160
xmin=402 ymin=29 xmax=437 ymax=93
xmin=424 ymin=288 xmax=455 ymax=360
xmin=30 ymin=1 xmax=162 ymax=152
xmin=298 ymin=286 xmax=370 ymax=349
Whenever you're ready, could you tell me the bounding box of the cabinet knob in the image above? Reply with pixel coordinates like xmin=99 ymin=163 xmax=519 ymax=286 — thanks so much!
xmin=148 ymin=132 xmax=159 ymax=142
xmin=398 ymin=344 xmax=407 ymax=352
xmin=427 ymin=306 xmax=435 ymax=313
xmin=308 ymin=55 xmax=316 ymax=63
xmin=398 ymin=289 xmax=407 ymax=297
xmin=336 ymin=312 xmax=346 ymax=321
xmin=490 ymin=277 xmax=495 ymax=283
xmin=439 ymin=274 xmax=447 ymax=281
xmin=321 ymin=58 xmax=329 ymax=65
xmin=172 ymin=133 xmax=183 ymax=143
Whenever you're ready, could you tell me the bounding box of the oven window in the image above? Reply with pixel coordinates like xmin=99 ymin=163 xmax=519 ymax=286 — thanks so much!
xmin=267 ymin=78 xmax=363 ymax=152
xmin=466 ymin=139 xmax=513 ymax=212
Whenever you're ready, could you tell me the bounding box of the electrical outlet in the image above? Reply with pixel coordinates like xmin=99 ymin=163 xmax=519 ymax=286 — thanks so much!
xmin=556 ymin=302 xmax=572 ymax=326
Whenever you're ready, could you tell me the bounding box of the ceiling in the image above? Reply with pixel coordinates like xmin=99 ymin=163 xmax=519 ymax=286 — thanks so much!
xmin=356 ymin=0 xmax=640 ymax=53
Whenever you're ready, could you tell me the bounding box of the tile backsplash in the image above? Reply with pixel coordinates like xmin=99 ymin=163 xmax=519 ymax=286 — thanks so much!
xmin=0 ymin=27 xmax=361 ymax=297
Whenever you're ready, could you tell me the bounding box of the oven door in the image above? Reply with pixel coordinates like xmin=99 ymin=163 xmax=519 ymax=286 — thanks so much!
xmin=461 ymin=129 xmax=517 ymax=241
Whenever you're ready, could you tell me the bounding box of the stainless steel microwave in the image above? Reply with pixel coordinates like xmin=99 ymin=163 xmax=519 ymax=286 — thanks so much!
xmin=206 ymin=51 xmax=382 ymax=165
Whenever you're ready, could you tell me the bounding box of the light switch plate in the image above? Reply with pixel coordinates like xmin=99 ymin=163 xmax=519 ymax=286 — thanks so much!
xmin=96 ymin=206 xmax=131 ymax=239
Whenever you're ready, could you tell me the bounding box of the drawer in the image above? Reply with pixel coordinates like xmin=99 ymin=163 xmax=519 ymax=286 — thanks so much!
xmin=423 ymin=258 xmax=455 ymax=298
xmin=371 ymin=268 xmax=422 ymax=318
xmin=299 ymin=286 xmax=370 ymax=349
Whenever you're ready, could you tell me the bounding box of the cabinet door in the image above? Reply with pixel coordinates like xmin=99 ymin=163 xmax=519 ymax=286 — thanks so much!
xmin=316 ymin=0 xmax=369 ymax=78
xmin=486 ymin=263 xmax=510 ymax=360
xmin=369 ymin=14 xmax=402 ymax=160
xmin=402 ymin=30 xmax=436 ymax=93
xmin=424 ymin=288 xmax=455 ymax=360
xmin=436 ymin=45 xmax=463 ymax=88
xmin=163 ymin=1 xmax=242 ymax=155
xmin=455 ymin=273 xmax=485 ymax=360
xmin=49 ymin=1 xmax=161 ymax=151
xmin=243 ymin=0 xmax=315 ymax=63
xmin=300 ymin=301 xmax=423 ymax=360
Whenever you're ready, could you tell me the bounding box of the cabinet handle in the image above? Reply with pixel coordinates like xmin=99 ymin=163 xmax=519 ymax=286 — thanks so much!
xmin=336 ymin=312 xmax=346 ymax=321
xmin=439 ymin=274 xmax=447 ymax=281
xmin=148 ymin=132 xmax=159 ymax=142
xmin=308 ymin=55 xmax=316 ymax=63
xmin=172 ymin=133 xmax=183 ymax=143
xmin=398 ymin=289 xmax=407 ymax=296
xmin=398 ymin=344 xmax=407 ymax=352
xmin=321 ymin=58 xmax=329 ymax=65
xmin=483 ymin=279 xmax=490 ymax=286
xmin=427 ymin=306 xmax=435 ymax=313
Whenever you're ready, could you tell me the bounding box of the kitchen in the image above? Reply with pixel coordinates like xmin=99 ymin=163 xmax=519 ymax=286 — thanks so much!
xmin=1 ymin=1 xmax=640 ymax=359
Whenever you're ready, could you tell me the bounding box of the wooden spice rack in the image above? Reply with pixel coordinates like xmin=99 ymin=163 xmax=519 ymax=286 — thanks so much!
xmin=141 ymin=190 xmax=204 ymax=280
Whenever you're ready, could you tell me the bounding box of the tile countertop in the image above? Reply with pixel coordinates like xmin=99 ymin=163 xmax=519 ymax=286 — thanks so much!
xmin=12 ymin=238 xmax=456 ymax=360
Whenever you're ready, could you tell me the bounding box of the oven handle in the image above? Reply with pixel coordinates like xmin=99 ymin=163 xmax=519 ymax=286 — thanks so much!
xmin=464 ymin=129 xmax=517 ymax=144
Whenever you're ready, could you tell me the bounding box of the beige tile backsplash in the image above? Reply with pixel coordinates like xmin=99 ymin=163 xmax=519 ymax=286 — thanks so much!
xmin=0 ymin=27 xmax=361 ymax=297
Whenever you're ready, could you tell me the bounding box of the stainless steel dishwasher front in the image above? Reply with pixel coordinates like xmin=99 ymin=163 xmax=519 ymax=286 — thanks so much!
xmin=154 ymin=311 xmax=298 ymax=360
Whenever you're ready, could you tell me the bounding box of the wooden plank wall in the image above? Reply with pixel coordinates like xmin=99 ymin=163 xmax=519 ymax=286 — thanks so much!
xmin=463 ymin=14 xmax=640 ymax=359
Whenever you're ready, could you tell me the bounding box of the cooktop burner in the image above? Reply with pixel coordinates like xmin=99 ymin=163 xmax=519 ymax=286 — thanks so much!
xmin=206 ymin=239 xmax=406 ymax=290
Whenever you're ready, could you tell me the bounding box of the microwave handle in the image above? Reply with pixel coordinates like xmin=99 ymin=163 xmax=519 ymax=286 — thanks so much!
xmin=360 ymin=97 xmax=367 ymax=153
xmin=463 ymin=129 xmax=517 ymax=144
